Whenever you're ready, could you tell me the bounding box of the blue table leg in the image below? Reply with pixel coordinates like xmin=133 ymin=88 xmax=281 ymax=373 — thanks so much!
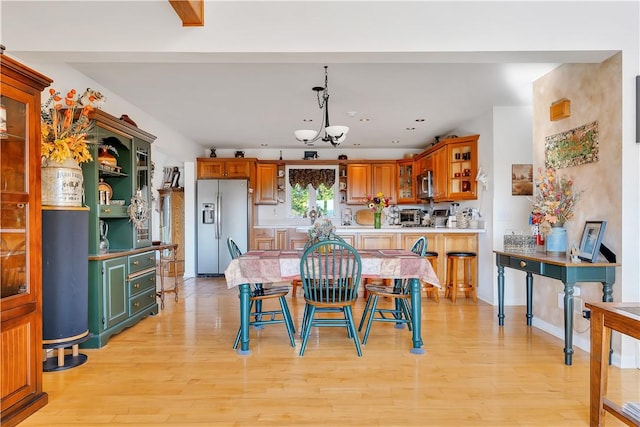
xmin=409 ymin=278 xmax=424 ymax=354
xmin=563 ymin=282 xmax=575 ymax=365
xmin=497 ymin=265 xmax=505 ymax=326
xmin=526 ymin=272 xmax=533 ymax=326
xmin=237 ymin=283 xmax=252 ymax=355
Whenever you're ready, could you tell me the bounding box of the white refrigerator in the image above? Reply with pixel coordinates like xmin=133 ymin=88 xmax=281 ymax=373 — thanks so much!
xmin=196 ymin=179 xmax=248 ymax=275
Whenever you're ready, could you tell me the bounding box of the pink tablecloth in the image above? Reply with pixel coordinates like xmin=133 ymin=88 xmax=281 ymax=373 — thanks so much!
xmin=224 ymin=249 xmax=440 ymax=289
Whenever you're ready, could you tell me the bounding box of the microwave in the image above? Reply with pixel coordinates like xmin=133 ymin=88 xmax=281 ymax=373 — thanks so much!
xmin=399 ymin=209 xmax=423 ymax=226
xmin=417 ymin=170 xmax=434 ymax=199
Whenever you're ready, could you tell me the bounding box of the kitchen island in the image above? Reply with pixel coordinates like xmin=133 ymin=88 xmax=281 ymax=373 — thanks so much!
xmin=252 ymin=225 xmax=485 ymax=289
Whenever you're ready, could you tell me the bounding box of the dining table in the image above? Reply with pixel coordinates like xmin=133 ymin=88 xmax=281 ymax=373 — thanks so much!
xmin=224 ymin=248 xmax=441 ymax=355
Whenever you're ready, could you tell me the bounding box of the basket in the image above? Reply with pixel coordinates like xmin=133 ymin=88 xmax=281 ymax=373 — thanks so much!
xmin=504 ymin=234 xmax=536 ymax=254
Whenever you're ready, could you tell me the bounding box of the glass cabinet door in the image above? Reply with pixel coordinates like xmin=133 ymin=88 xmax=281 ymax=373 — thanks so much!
xmin=133 ymin=140 xmax=151 ymax=248
xmin=1 ymin=91 xmax=31 ymax=298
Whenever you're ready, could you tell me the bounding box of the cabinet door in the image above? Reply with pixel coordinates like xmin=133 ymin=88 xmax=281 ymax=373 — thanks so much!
xmin=197 ymin=159 xmax=226 ymax=178
xmin=253 ymin=228 xmax=276 ymax=250
xmin=255 ymin=163 xmax=278 ymax=205
xmin=358 ymin=233 xmax=397 ymax=249
xmin=371 ymin=163 xmax=397 ymax=203
xmin=396 ymin=160 xmax=415 ymax=204
xmin=132 ymin=140 xmax=152 ymax=248
xmin=432 ymin=147 xmax=449 ymax=201
xmin=225 ymin=160 xmax=252 ymax=178
xmin=346 ymin=164 xmax=371 ymax=204
xmin=102 ymin=258 xmax=128 ymax=330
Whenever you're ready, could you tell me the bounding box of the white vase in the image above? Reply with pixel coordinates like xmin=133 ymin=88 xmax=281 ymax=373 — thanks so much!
xmin=41 ymin=157 xmax=84 ymax=207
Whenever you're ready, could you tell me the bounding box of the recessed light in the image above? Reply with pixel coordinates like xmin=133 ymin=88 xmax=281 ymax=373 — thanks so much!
xmin=406 ymin=127 xmax=416 ymax=131
xmin=415 ymin=119 xmax=425 ymax=122
xmin=360 ymin=118 xmax=371 ymax=122
xmin=303 ymin=118 xmax=313 ymax=122
xmin=353 ymin=143 xmax=361 ymax=146
xmin=391 ymin=140 xmax=400 ymax=144
xmin=260 ymin=143 xmax=268 ymax=146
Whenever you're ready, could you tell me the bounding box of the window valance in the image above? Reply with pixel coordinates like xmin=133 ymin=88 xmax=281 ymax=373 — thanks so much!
xmin=288 ymin=169 xmax=336 ymax=189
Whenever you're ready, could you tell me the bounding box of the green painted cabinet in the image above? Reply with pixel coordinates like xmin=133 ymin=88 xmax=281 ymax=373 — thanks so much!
xmin=81 ymin=111 xmax=158 ymax=349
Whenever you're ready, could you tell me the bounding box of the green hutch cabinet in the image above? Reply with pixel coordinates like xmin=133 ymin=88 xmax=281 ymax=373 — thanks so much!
xmin=81 ymin=110 xmax=158 ymax=348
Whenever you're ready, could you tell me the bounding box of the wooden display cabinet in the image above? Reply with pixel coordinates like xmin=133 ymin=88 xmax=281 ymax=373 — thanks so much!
xmin=429 ymin=135 xmax=478 ymax=202
xmin=0 ymin=54 xmax=52 ymax=427
xmin=80 ymin=110 xmax=159 ymax=348
xmin=396 ymin=159 xmax=416 ymax=203
xmin=158 ymin=187 xmax=185 ymax=275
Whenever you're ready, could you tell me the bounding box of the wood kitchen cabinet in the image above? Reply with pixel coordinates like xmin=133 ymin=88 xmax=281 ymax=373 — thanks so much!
xmin=255 ymin=161 xmax=285 ymax=205
xmin=346 ymin=162 xmax=396 ymax=204
xmin=252 ymin=227 xmax=287 ymax=250
xmin=0 ymin=53 xmax=51 ymax=427
xmin=396 ymin=159 xmax=416 ymax=204
xmin=197 ymin=158 xmax=254 ymax=179
xmin=430 ymin=135 xmax=478 ymax=202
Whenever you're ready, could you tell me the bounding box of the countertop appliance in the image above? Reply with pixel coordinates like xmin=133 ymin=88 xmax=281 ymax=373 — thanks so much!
xmin=197 ymin=179 xmax=248 ymax=275
xmin=417 ymin=170 xmax=434 ymax=199
xmin=399 ymin=209 xmax=423 ymax=227
xmin=432 ymin=208 xmax=449 ymax=228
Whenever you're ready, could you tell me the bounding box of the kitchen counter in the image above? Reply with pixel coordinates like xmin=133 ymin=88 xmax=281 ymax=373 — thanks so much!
xmin=294 ymin=225 xmax=486 ymax=234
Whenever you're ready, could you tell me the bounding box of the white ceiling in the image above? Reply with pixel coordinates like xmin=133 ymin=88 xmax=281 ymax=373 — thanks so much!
xmin=1 ymin=1 xmax=619 ymax=152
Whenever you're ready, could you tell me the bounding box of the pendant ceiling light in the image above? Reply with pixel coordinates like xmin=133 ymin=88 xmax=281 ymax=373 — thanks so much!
xmin=294 ymin=66 xmax=349 ymax=147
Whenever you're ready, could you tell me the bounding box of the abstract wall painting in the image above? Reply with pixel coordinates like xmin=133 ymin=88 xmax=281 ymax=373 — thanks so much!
xmin=545 ymin=121 xmax=599 ymax=169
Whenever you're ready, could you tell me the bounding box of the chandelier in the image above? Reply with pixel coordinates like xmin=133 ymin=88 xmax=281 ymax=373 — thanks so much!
xmin=294 ymin=66 xmax=349 ymax=147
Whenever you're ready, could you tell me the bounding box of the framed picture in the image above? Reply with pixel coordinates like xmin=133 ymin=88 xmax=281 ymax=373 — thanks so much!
xmin=511 ymin=164 xmax=533 ymax=196
xmin=578 ymin=221 xmax=607 ymax=262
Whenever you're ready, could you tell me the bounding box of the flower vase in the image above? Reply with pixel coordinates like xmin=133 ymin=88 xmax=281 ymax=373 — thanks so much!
xmin=41 ymin=157 xmax=84 ymax=207
xmin=374 ymin=212 xmax=382 ymax=229
xmin=546 ymin=225 xmax=567 ymax=255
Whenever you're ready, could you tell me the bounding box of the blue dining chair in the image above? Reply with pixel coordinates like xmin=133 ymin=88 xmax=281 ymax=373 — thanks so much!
xmin=358 ymin=236 xmax=427 ymax=344
xmin=226 ymin=238 xmax=296 ymax=349
xmin=298 ymin=239 xmax=363 ymax=356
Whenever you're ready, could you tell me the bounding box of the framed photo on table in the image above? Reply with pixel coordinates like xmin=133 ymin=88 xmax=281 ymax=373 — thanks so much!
xmin=578 ymin=221 xmax=606 ymax=262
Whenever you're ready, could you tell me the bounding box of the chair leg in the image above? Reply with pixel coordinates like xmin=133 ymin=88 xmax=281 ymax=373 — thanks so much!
xmin=358 ymin=293 xmax=374 ymax=331
xmin=362 ymin=295 xmax=380 ymax=345
xmin=278 ymin=296 xmax=296 ymax=347
xmin=299 ymin=305 xmax=316 ymax=356
xmin=344 ymin=305 xmax=363 ymax=357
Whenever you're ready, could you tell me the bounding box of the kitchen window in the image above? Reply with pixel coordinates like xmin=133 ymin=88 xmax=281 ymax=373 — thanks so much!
xmin=286 ymin=166 xmax=339 ymax=219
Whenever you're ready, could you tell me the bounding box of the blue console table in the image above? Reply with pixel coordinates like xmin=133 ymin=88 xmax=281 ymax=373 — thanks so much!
xmin=494 ymin=250 xmax=619 ymax=365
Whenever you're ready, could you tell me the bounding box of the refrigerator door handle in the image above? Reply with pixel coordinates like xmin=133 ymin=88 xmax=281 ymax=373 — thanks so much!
xmin=215 ymin=193 xmax=221 ymax=239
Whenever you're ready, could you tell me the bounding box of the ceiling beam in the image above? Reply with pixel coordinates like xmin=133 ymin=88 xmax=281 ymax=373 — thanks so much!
xmin=168 ymin=0 xmax=204 ymax=27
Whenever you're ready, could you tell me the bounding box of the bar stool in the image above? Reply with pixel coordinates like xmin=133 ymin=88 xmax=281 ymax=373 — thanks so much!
xmin=423 ymin=251 xmax=439 ymax=302
xmin=157 ymin=245 xmax=184 ymax=309
xmin=445 ymin=251 xmax=477 ymax=303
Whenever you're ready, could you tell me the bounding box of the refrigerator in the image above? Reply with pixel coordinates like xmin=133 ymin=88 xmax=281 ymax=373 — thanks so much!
xmin=196 ymin=179 xmax=248 ymax=276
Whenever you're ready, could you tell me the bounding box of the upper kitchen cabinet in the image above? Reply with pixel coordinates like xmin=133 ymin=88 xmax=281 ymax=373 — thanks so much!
xmin=444 ymin=135 xmax=478 ymax=201
xmin=197 ymin=158 xmax=254 ymax=179
xmin=346 ymin=162 xmax=396 ymax=205
xmin=430 ymin=135 xmax=478 ymax=202
xmin=0 ymin=54 xmax=51 ymax=427
xmin=396 ymin=159 xmax=416 ymax=204
xmin=255 ymin=161 xmax=285 ymax=205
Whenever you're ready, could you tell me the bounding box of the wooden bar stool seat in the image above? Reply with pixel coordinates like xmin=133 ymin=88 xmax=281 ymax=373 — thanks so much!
xmin=445 ymin=251 xmax=477 ymax=303
xmin=423 ymin=251 xmax=439 ymax=302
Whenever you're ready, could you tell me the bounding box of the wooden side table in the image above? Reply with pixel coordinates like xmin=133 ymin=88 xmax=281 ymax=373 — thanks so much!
xmin=586 ymin=302 xmax=640 ymax=426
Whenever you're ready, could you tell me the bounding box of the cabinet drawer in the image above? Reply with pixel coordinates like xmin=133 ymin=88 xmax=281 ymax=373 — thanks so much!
xmin=129 ymin=288 xmax=157 ymax=316
xmin=99 ymin=204 xmax=128 ymax=217
xmin=128 ymin=270 xmax=156 ymax=297
xmin=508 ymin=257 xmax=542 ymax=274
xmin=129 ymin=251 xmax=156 ymax=274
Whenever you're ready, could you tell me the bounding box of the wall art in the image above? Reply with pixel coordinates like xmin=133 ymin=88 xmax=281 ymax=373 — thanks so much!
xmin=545 ymin=120 xmax=599 ymax=169
xmin=511 ymin=164 xmax=533 ymax=196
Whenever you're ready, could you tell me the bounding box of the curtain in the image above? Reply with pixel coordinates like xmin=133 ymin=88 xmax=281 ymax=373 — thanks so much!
xmin=288 ymin=169 xmax=336 ymax=189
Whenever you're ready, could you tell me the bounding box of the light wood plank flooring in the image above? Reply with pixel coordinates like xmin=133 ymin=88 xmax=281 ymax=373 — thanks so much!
xmin=23 ymin=277 xmax=638 ymax=426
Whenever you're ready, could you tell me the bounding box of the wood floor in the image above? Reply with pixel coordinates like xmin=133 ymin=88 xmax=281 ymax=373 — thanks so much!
xmin=23 ymin=277 xmax=638 ymax=426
